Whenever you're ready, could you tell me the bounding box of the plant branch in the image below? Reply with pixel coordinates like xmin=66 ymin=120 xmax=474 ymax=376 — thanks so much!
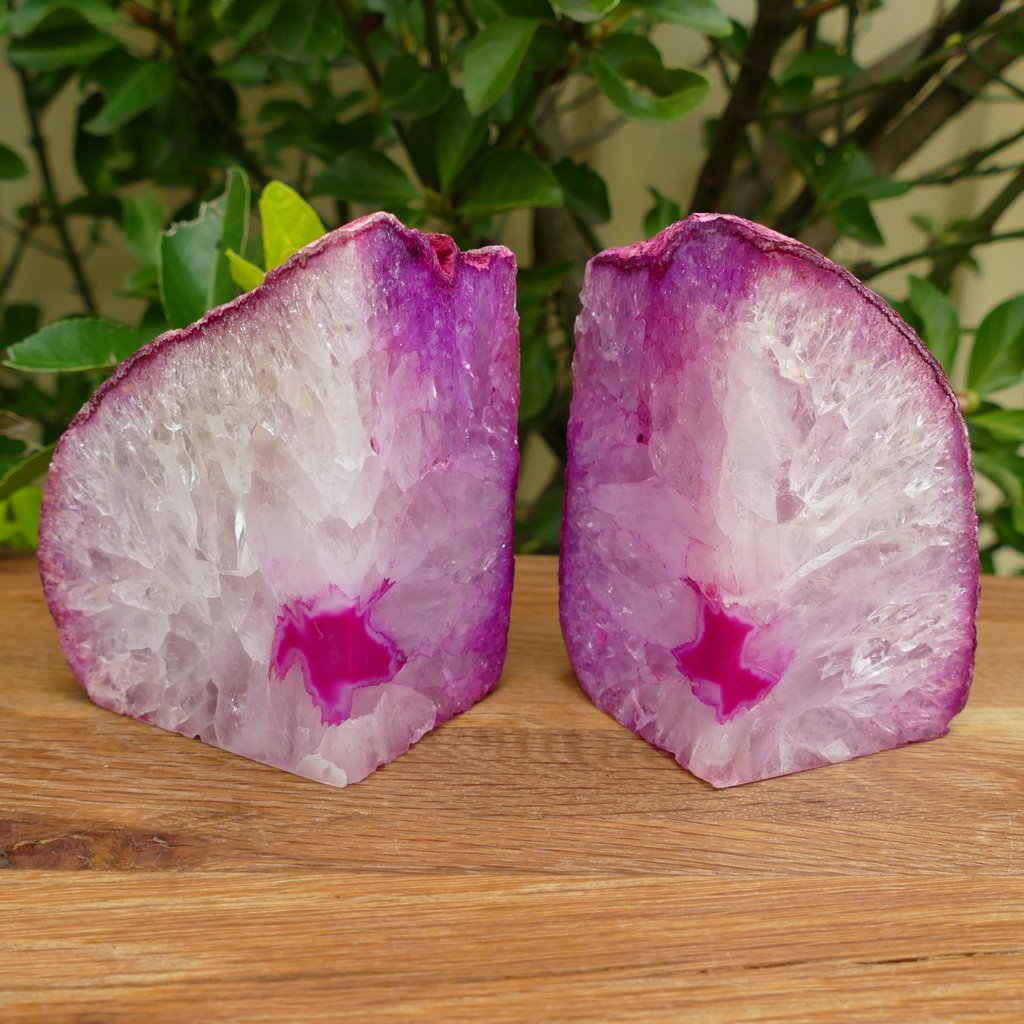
xmin=690 ymin=0 xmax=796 ymax=212
xmin=337 ymin=0 xmax=381 ymax=88
xmin=868 ymin=29 xmax=1022 ymax=179
xmin=131 ymin=6 xmax=269 ymax=187
xmin=451 ymin=0 xmax=478 ymax=37
xmin=0 ymin=215 xmax=63 ymax=259
xmin=851 ymin=229 xmax=1024 ymax=280
xmin=756 ymin=4 xmax=1013 ymax=124
xmin=12 ymin=67 xmax=97 ymax=312
xmin=835 ymin=0 xmax=858 ymax=143
xmin=496 ymin=70 xmax=565 ymax=150
xmin=928 ymin=165 xmax=1024 ymax=290
xmin=910 ymin=124 xmax=1024 ymax=184
xmin=422 ymin=0 xmax=442 ymax=69
xmin=563 ymin=115 xmax=626 ymax=156
xmin=774 ymin=3 xmax=1011 ymax=239
xmin=0 ymin=223 xmax=30 ymax=301
xmin=778 ymin=25 xmax=1023 ymax=250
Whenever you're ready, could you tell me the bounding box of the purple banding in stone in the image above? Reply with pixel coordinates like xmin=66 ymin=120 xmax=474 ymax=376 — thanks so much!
xmin=560 ymin=212 xmax=978 ymax=787
xmin=38 ymin=212 xmax=520 ymax=788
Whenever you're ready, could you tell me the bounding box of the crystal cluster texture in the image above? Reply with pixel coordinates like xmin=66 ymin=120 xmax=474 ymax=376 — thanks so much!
xmin=560 ymin=213 xmax=979 ymax=787
xmin=40 ymin=213 xmax=520 ymax=787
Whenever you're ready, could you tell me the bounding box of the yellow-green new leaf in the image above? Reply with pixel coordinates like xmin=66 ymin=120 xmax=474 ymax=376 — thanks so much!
xmin=259 ymin=181 xmax=326 ymax=270
xmin=226 ymin=248 xmax=266 ymax=292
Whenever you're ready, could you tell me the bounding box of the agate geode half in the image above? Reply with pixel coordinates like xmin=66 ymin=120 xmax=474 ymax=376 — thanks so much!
xmin=40 ymin=213 xmax=520 ymax=787
xmin=560 ymin=213 xmax=978 ymax=787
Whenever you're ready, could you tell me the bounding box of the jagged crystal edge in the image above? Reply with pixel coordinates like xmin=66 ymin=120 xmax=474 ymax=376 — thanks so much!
xmin=40 ymin=212 xmax=520 ymax=787
xmin=560 ymin=212 xmax=978 ymax=787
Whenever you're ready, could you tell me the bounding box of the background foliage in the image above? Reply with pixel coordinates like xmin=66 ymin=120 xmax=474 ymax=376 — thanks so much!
xmin=2 ymin=0 xmax=1024 ymax=569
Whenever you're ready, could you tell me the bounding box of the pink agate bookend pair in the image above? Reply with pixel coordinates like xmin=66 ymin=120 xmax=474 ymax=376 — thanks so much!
xmin=39 ymin=213 xmax=978 ymax=789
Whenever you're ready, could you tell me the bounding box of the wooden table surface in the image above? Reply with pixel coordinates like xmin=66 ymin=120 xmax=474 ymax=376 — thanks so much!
xmin=1 ymin=554 xmax=1021 ymax=1022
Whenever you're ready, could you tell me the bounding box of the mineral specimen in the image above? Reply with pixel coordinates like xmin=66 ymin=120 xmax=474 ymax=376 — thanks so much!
xmin=40 ymin=213 xmax=520 ymax=787
xmin=560 ymin=213 xmax=978 ymax=787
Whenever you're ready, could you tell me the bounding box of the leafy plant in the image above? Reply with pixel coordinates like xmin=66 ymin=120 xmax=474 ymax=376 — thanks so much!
xmin=2 ymin=0 xmax=1024 ymax=567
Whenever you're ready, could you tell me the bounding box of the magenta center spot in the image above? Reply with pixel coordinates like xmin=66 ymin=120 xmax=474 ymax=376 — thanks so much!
xmin=269 ymin=584 xmax=405 ymax=725
xmin=672 ymin=593 xmax=781 ymax=722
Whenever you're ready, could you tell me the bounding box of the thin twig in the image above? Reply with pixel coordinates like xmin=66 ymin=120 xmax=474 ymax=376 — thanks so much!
xmin=709 ymin=41 xmax=735 ymax=90
xmin=563 ymin=116 xmax=627 ymax=156
xmin=452 ymin=0 xmax=478 ymax=37
xmin=905 ymin=160 xmax=1024 ymax=187
xmin=555 ymin=84 xmax=600 ymax=116
xmin=852 ymin=228 xmax=1024 ymax=280
xmin=337 ymin=0 xmax=381 ymax=87
xmin=755 ymin=4 xmax=1013 ymax=123
xmin=928 ymin=165 xmax=1024 ymax=290
xmin=132 ymin=6 xmax=268 ymax=186
xmin=12 ymin=67 xmax=97 ymax=312
xmin=422 ymin=0 xmax=442 ymax=69
xmin=965 ymin=49 xmax=1024 ymax=99
xmin=0 ymin=223 xmax=29 ymax=301
xmin=0 ymin=215 xmax=64 ymax=259
xmin=777 ymin=21 xmax=1022 ymax=246
xmin=835 ymin=0 xmax=858 ymax=143
xmin=911 ymin=124 xmax=1024 ymax=183
xmin=690 ymin=0 xmax=796 ymax=212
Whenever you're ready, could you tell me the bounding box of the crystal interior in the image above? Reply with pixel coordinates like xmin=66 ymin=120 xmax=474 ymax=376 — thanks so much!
xmin=560 ymin=213 xmax=979 ymax=787
xmin=40 ymin=213 xmax=520 ymax=787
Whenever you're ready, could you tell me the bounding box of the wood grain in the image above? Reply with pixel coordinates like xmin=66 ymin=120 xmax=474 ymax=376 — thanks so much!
xmin=1 ymin=554 xmax=1021 ymax=1022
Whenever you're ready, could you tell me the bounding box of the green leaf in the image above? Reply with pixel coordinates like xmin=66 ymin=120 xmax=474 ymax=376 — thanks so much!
xmin=314 ymin=149 xmax=420 ymax=205
xmin=267 ymin=0 xmax=343 ymax=58
xmin=774 ymin=131 xmax=826 ymax=181
xmin=552 ymin=158 xmax=610 ymax=223
xmin=0 ymin=448 xmax=54 ymax=503
xmin=214 ymin=54 xmax=272 ymax=83
xmin=974 ymin=449 xmax=1024 ymax=533
xmin=907 ymin=276 xmax=959 ymax=373
xmin=212 ymin=168 xmax=252 ymax=305
xmin=516 ymin=483 xmax=564 ymax=553
xmin=630 ymin=0 xmax=731 ymax=36
xmin=9 ymin=486 xmax=43 ymax=547
xmin=381 ymin=56 xmax=453 ymax=118
xmin=436 ymin=93 xmax=489 ymax=192
xmin=519 ymin=333 xmax=558 ymax=420
xmin=463 ymin=18 xmax=540 ymax=116
xmin=969 ymin=409 xmax=1024 ymax=443
xmin=459 ymin=149 xmax=562 ymax=216
xmin=592 ymin=54 xmax=708 ymax=122
xmin=4 ymin=317 xmax=139 ymax=372
xmin=0 ymin=144 xmax=29 ymax=180
xmin=120 ymin=193 xmax=168 ymax=266
xmin=160 ymin=205 xmax=223 ymax=328
xmin=84 ymin=62 xmax=175 ymax=135
xmin=226 ymin=249 xmax=266 ymax=292
xmin=828 ymin=196 xmax=883 ymax=246
xmin=9 ymin=0 xmax=123 ymax=36
xmin=596 ymin=32 xmax=661 ymax=67
xmin=553 ymin=0 xmax=619 ymax=22
xmin=643 ymin=187 xmax=681 ymax=235
xmin=780 ymin=44 xmax=863 ymax=83
xmin=259 ymin=180 xmax=324 ymax=270
xmin=969 ymin=295 xmax=1024 ymax=397
xmin=812 ymin=144 xmax=909 ymax=205
xmin=8 ymin=25 xmax=118 ymax=70
xmin=158 ymin=170 xmax=251 ymax=328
